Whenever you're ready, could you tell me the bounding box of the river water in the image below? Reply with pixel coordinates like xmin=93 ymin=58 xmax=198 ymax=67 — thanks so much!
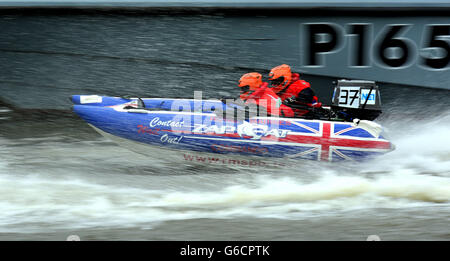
xmin=0 ymin=12 xmax=449 ymax=241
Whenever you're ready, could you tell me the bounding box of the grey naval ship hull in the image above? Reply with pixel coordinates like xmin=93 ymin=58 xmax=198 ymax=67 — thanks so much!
xmin=1 ymin=1 xmax=449 ymax=110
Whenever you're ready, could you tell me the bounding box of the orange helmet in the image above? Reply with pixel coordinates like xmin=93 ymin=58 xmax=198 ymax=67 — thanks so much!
xmin=268 ymin=64 xmax=292 ymax=93
xmin=238 ymin=72 xmax=263 ymax=100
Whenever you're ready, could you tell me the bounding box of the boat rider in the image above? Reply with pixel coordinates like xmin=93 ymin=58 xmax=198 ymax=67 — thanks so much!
xmin=238 ymin=72 xmax=294 ymax=118
xmin=268 ymin=64 xmax=322 ymax=117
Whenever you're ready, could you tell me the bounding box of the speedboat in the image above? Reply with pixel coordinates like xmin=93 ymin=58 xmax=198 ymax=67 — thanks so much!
xmin=71 ymin=80 xmax=394 ymax=166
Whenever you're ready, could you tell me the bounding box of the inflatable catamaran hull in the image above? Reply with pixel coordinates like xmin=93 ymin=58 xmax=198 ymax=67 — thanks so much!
xmin=72 ymin=94 xmax=394 ymax=164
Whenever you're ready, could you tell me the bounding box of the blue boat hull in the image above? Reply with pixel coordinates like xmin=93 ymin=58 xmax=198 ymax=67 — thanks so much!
xmin=72 ymin=95 xmax=394 ymax=164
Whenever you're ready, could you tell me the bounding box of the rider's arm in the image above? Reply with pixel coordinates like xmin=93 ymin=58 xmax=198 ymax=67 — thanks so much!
xmin=295 ymin=88 xmax=316 ymax=105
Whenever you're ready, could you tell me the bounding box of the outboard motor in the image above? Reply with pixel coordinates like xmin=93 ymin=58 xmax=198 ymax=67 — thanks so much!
xmin=331 ymin=79 xmax=382 ymax=121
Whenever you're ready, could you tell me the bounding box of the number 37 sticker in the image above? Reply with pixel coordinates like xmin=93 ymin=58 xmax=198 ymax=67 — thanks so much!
xmin=338 ymin=87 xmax=376 ymax=108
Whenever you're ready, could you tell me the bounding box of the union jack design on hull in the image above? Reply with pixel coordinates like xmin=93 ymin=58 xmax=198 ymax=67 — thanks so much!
xmin=280 ymin=121 xmax=392 ymax=161
xmin=182 ymin=119 xmax=392 ymax=162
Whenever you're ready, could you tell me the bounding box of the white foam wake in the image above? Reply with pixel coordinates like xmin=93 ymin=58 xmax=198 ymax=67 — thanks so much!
xmin=0 ymin=110 xmax=449 ymax=232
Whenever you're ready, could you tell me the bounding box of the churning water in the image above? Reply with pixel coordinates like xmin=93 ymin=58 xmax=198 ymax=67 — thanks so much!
xmin=0 ymin=102 xmax=449 ymax=240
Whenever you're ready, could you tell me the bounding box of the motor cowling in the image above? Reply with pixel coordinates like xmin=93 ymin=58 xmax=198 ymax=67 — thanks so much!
xmin=331 ymin=79 xmax=382 ymax=121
